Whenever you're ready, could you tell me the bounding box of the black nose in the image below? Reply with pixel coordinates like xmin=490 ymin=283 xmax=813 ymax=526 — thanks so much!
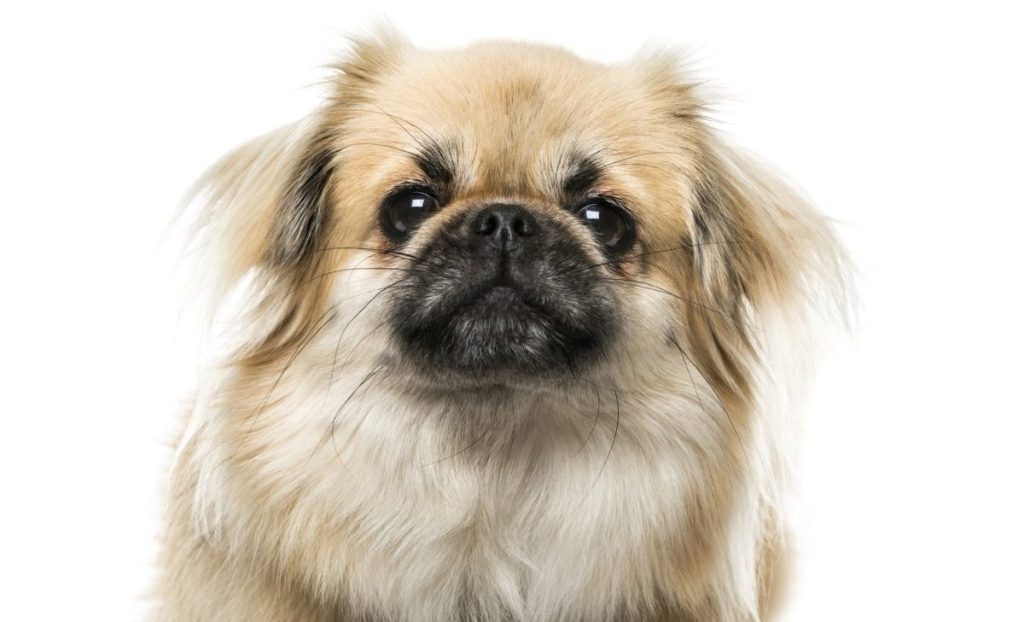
xmin=471 ymin=204 xmax=537 ymax=250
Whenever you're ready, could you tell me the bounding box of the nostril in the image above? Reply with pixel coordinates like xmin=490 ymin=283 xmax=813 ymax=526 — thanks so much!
xmin=475 ymin=213 xmax=499 ymax=236
xmin=513 ymin=215 xmax=533 ymax=237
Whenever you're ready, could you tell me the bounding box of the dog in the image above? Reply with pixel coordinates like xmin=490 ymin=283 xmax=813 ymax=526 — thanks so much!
xmin=153 ymin=30 xmax=848 ymax=622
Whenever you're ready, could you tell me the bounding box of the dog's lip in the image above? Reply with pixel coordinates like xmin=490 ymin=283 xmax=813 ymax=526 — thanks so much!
xmin=458 ymin=279 xmax=547 ymax=315
xmin=481 ymin=284 xmax=519 ymax=302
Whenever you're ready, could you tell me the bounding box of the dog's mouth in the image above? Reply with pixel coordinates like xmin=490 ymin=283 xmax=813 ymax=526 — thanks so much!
xmin=393 ymin=276 xmax=606 ymax=378
xmin=449 ymin=276 xmax=547 ymax=320
xmin=386 ymin=207 xmax=618 ymax=381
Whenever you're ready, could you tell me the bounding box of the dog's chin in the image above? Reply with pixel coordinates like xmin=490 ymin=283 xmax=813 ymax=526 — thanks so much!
xmin=391 ymin=282 xmax=611 ymax=389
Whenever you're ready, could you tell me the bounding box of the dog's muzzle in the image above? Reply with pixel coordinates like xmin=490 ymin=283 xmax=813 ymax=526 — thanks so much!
xmin=388 ymin=202 xmax=618 ymax=381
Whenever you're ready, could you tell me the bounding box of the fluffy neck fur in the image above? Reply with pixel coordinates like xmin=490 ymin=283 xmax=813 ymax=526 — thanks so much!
xmin=161 ymin=265 xmax=783 ymax=622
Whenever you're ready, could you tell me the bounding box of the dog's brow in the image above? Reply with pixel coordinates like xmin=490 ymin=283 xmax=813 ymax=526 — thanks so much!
xmin=413 ymin=138 xmax=456 ymax=187
xmin=563 ymin=155 xmax=603 ymax=197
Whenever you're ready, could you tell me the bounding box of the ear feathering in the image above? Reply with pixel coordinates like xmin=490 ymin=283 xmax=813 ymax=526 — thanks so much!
xmin=630 ymin=52 xmax=850 ymax=411
xmin=682 ymin=137 xmax=850 ymax=405
xmin=179 ymin=33 xmax=410 ymax=360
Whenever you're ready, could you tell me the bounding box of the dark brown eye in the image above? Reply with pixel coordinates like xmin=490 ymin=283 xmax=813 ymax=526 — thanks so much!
xmin=574 ymin=200 xmax=634 ymax=253
xmin=382 ymin=190 xmax=439 ymax=239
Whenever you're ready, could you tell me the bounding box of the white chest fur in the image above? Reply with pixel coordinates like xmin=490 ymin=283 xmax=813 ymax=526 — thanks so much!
xmin=180 ymin=274 xmax=769 ymax=621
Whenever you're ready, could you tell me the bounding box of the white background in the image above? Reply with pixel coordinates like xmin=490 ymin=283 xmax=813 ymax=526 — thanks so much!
xmin=2 ymin=1 xmax=1022 ymax=620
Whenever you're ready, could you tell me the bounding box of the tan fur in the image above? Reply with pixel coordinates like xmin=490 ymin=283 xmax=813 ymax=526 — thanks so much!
xmin=154 ymin=30 xmax=847 ymax=621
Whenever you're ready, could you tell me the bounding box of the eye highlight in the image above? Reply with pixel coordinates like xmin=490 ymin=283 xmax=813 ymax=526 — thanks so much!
xmin=574 ymin=199 xmax=634 ymax=254
xmin=382 ymin=189 xmax=440 ymax=240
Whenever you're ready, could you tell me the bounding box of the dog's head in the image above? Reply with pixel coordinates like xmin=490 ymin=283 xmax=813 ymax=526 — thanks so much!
xmin=194 ymin=32 xmax=843 ymax=404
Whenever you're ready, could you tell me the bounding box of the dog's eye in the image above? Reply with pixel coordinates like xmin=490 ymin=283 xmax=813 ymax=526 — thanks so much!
xmin=574 ymin=200 xmax=634 ymax=253
xmin=383 ymin=190 xmax=440 ymax=238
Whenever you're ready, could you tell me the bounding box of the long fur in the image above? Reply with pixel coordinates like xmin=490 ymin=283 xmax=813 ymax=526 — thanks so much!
xmin=154 ymin=31 xmax=848 ymax=622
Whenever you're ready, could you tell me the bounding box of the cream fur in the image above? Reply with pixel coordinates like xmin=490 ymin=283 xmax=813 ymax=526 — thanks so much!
xmin=153 ymin=31 xmax=848 ymax=622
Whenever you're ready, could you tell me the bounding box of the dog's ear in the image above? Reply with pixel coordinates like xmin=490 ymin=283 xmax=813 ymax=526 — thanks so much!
xmin=183 ymin=123 xmax=314 ymax=305
xmin=264 ymin=29 xmax=408 ymax=269
xmin=181 ymin=33 xmax=409 ymax=360
xmin=265 ymin=129 xmax=337 ymax=271
xmin=688 ymin=144 xmax=805 ymax=319
xmin=185 ymin=32 xmax=407 ymax=301
xmin=637 ymin=57 xmax=849 ymax=401
xmin=690 ymin=137 xmax=849 ymax=316
xmin=678 ymin=136 xmax=849 ymax=401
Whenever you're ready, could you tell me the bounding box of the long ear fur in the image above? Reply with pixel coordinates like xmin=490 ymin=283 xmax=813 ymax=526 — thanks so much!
xmin=682 ymin=132 xmax=850 ymax=408
xmin=183 ymin=121 xmax=312 ymax=307
xmin=180 ymin=30 xmax=408 ymax=359
xmin=635 ymin=53 xmax=849 ymax=408
xmin=266 ymin=129 xmax=338 ymax=270
xmin=264 ymin=28 xmax=409 ymax=271
xmin=693 ymin=141 xmax=848 ymax=317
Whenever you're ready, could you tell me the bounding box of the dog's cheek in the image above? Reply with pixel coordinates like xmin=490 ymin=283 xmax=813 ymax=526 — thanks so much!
xmin=622 ymin=279 xmax=681 ymax=354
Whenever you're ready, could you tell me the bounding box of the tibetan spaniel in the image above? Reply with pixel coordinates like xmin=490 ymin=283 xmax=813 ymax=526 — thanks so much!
xmin=154 ymin=31 xmax=848 ymax=622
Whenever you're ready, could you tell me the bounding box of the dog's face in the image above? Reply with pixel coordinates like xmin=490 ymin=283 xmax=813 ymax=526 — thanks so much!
xmin=368 ymin=50 xmax=656 ymax=381
xmin=261 ymin=39 xmax=767 ymax=394
xmin=207 ymin=34 xmax=833 ymax=405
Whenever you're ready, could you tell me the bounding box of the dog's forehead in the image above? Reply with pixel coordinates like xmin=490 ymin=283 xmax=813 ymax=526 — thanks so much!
xmin=387 ymin=43 xmax=638 ymax=127
xmin=357 ymin=43 xmax=669 ymax=193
